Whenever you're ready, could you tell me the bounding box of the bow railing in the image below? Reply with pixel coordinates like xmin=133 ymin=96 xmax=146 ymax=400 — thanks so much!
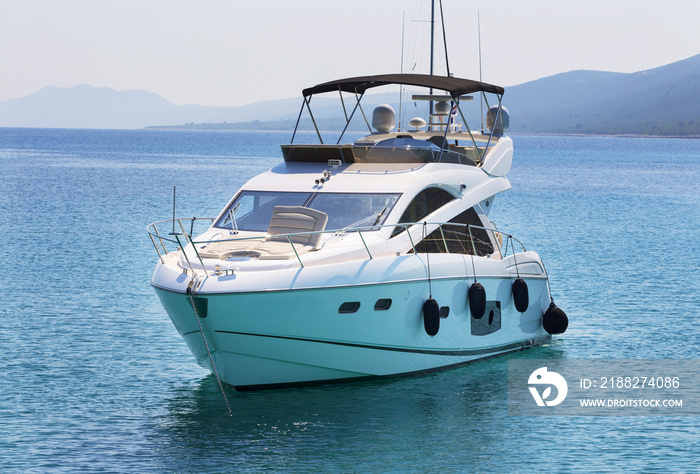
xmin=147 ymin=218 xmax=527 ymax=277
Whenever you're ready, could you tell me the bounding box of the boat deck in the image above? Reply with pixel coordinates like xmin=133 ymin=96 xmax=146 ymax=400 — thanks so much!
xmin=282 ymin=132 xmax=499 ymax=165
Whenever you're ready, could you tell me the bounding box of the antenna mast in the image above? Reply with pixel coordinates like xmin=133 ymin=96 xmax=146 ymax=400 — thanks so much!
xmin=439 ymin=0 xmax=450 ymax=77
xmin=399 ymin=10 xmax=405 ymax=132
xmin=429 ymin=0 xmax=435 ymax=115
xmin=478 ymin=10 xmax=484 ymax=131
xmin=170 ymin=186 xmax=177 ymax=235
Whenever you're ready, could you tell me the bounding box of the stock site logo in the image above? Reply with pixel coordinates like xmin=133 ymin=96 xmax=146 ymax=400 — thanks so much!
xmin=528 ymin=367 xmax=568 ymax=407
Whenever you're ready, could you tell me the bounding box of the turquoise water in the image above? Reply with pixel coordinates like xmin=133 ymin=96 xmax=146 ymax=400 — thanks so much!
xmin=1 ymin=128 xmax=698 ymax=472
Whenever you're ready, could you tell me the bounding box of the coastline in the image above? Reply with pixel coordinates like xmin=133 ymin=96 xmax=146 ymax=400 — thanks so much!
xmin=143 ymin=126 xmax=700 ymax=139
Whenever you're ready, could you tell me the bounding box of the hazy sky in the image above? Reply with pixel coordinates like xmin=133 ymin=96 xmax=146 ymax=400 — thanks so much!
xmin=1 ymin=0 xmax=698 ymax=106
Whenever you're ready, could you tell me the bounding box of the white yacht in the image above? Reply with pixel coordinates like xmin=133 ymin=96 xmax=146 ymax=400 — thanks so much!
xmin=148 ymin=74 xmax=568 ymax=390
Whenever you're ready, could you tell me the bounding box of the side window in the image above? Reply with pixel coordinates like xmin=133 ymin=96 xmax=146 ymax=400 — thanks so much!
xmin=392 ymin=187 xmax=455 ymax=237
xmin=412 ymin=207 xmax=494 ymax=256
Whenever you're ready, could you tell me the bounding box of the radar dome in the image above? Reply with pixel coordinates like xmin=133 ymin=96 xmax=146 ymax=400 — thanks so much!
xmin=372 ymin=104 xmax=396 ymax=133
xmin=485 ymin=105 xmax=510 ymax=136
xmin=434 ymin=101 xmax=451 ymax=115
xmin=409 ymin=117 xmax=427 ymax=130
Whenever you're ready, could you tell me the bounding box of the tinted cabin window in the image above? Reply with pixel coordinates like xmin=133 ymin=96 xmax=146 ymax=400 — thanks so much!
xmin=392 ymin=188 xmax=455 ymax=237
xmin=374 ymin=299 xmax=392 ymax=311
xmin=413 ymin=207 xmax=494 ymax=256
xmin=338 ymin=302 xmax=361 ymax=314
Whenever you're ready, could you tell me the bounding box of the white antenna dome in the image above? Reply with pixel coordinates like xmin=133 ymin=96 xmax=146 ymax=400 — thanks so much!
xmin=372 ymin=104 xmax=396 ymax=133
xmin=434 ymin=101 xmax=451 ymax=115
xmin=408 ymin=117 xmax=427 ymax=130
xmin=485 ymin=105 xmax=510 ymax=136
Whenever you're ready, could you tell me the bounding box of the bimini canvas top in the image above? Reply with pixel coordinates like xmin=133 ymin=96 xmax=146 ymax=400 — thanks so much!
xmin=302 ymin=73 xmax=505 ymax=98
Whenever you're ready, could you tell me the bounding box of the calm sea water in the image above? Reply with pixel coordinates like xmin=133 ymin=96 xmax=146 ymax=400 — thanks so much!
xmin=0 ymin=128 xmax=698 ymax=472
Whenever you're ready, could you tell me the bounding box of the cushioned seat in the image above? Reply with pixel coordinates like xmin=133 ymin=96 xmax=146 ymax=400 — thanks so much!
xmin=256 ymin=206 xmax=328 ymax=259
xmin=196 ymin=236 xmax=265 ymax=259
xmin=197 ymin=206 xmax=328 ymax=261
xmin=256 ymin=241 xmax=315 ymax=260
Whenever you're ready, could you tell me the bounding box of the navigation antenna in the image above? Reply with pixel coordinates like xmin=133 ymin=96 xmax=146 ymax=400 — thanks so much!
xmin=399 ymin=10 xmax=405 ymax=132
xmin=429 ymin=0 xmax=435 ymax=115
xmin=428 ymin=0 xmax=452 ymax=115
xmin=478 ymin=10 xmax=484 ymax=132
xmin=438 ymin=0 xmax=451 ymax=77
xmin=169 ymin=186 xmax=179 ymax=235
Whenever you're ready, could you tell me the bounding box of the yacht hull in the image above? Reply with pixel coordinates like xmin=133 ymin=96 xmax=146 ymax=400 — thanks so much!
xmin=146 ymin=73 xmax=567 ymax=390
xmin=153 ymin=262 xmax=552 ymax=390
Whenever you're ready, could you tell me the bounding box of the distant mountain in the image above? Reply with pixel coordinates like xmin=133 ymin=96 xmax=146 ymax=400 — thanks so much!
xmin=0 ymin=84 xmax=313 ymax=129
xmin=0 ymin=83 xmax=404 ymax=130
xmin=505 ymin=54 xmax=700 ymax=135
xmin=1 ymin=54 xmax=698 ymax=135
xmin=152 ymin=54 xmax=700 ymax=136
xmin=0 ymin=85 xmax=175 ymax=129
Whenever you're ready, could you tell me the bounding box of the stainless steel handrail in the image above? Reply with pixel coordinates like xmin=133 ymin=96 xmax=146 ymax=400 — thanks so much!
xmin=146 ymin=218 xmax=526 ymax=275
xmin=356 ymin=141 xmax=489 ymax=165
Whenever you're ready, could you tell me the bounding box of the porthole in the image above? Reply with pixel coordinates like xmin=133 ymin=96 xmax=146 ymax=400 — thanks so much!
xmin=374 ymin=299 xmax=392 ymax=311
xmin=338 ymin=302 xmax=361 ymax=314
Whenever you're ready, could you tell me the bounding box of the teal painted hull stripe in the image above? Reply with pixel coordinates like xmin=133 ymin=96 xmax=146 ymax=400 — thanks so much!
xmin=214 ymin=330 xmax=547 ymax=356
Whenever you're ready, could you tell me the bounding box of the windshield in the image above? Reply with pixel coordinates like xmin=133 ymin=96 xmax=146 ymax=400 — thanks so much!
xmin=215 ymin=191 xmax=400 ymax=232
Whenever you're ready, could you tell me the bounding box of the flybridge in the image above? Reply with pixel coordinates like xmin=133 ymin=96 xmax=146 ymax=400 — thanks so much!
xmin=285 ymin=73 xmax=510 ymax=166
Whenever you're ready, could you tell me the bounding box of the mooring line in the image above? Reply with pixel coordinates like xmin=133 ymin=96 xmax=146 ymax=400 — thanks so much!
xmin=188 ymin=285 xmax=232 ymax=415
